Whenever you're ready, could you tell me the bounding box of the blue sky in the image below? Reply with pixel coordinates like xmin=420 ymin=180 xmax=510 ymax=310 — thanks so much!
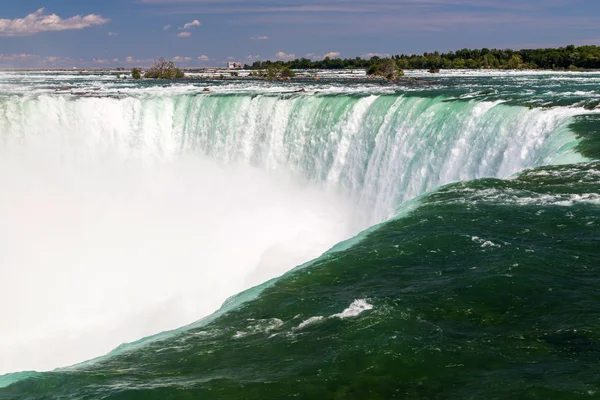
xmin=1 ymin=0 xmax=599 ymax=68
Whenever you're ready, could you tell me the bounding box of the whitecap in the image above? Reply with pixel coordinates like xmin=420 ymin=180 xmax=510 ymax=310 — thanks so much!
xmin=296 ymin=316 xmax=325 ymax=330
xmin=332 ymin=299 xmax=374 ymax=319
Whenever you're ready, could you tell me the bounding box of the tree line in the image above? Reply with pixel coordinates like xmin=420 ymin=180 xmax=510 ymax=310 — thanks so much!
xmin=245 ymin=45 xmax=600 ymax=71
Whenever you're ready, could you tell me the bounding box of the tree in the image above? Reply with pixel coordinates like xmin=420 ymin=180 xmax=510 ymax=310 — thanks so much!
xmin=507 ymin=54 xmax=523 ymax=69
xmin=483 ymin=53 xmax=499 ymax=68
xmin=280 ymin=66 xmax=296 ymax=78
xmin=366 ymin=59 xmax=404 ymax=79
xmin=241 ymin=45 xmax=600 ymax=72
xmin=131 ymin=68 xmax=142 ymax=79
xmin=144 ymin=58 xmax=185 ymax=79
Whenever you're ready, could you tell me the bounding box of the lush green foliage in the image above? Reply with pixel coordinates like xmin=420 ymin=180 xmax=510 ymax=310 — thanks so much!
xmin=244 ymin=65 xmax=297 ymax=80
xmin=131 ymin=68 xmax=142 ymax=80
xmin=366 ymin=59 xmax=405 ymax=79
xmin=279 ymin=66 xmax=296 ymax=78
xmin=245 ymin=45 xmax=600 ymax=70
xmin=144 ymin=58 xmax=185 ymax=79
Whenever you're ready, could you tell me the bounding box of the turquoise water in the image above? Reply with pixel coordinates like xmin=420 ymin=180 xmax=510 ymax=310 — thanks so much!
xmin=0 ymin=70 xmax=598 ymax=399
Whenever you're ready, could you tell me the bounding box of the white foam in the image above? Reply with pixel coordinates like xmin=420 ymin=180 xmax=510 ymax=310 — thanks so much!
xmin=332 ymin=299 xmax=374 ymax=319
xmin=233 ymin=318 xmax=283 ymax=338
xmin=296 ymin=316 xmax=325 ymax=330
xmin=471 ymin=236 xmax=502 ymax=248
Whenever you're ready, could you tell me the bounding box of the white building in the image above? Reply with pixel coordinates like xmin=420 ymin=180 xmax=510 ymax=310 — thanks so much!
xmin=227 ymin=62 xmax=243 ymax=69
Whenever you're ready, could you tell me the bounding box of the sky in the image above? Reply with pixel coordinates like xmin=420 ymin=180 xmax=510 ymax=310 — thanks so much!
xmin=1 ymin=0 xmax=599 ymax=68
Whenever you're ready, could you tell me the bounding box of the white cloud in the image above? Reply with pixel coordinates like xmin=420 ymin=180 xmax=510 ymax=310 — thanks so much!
xmin=198 ymin=55 xmax=210 ymax=61
xmin=0 ymin=54 xmax=82 ymax=67
xmin=0 ymin=53 xmax=38 ymax=61
xmin=249 ymin=36 xmax=269 ymax=40
xmin=108 ymin=32 xmax=118 ymax=36
xmin=180 ymin=20 xmax=200 ymax=30
xmin=42 ymin=56 xmax=78 ymax=65
xmin=246 ymin=55 xmax=261 ymax=61
xmin=276 ymin=51 xmax=296 ymax=61
xmin=304 ymin=52 xmax=341 ymax=60
xmin=0 ymin=8 xmax=109 ymax=37
xmin=361 ymin=52 xmax=391 ymax=58
xmin=92 ymin=58 xmax=110 ymax=64
xmin=163 ymin=24 xmax=172 ymax=31
xmin=173 ymin=56 xmax=192 ymax=62
xmin=178 ymin=31 xmax=192 ymax=38
xmin=123 ymin=56 xmax=154 ymax=66
xmin=113 ymin=58 xmax=119 ymax=62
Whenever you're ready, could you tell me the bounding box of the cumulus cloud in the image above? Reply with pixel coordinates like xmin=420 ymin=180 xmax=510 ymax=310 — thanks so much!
xmin=250 ymin=36 xmax=269 ymax=40
xmin=304 ymin=52 xmax=341 ymax=60
xmin=108 ymin=32 xmax=118 ymax=36
xmin=178 ymin=31 xmax=191 ymax=38
xmin=0 ymin=53 xmax=38 ymax=61
xmin=198 ymin=55 xmax=210 ymax=61
xmin=92 ymin=58 xmax=110 ymax=64
xmin=361 ymin=52 xmax=391 ymax=58
xmin=276 ymin=51 xmax=296 ymax=61
xmin=180 ymin=20 xmax=200 ymax=30
xmin=43 ymin=56 xmax=78 ymax=65
xmin=246 ymin=55 xmax=261 ymax=61
xmin=0 ymin=54 xmax=81 ymax=67
xmin=122 ymin=56 xmax=154 ymax=65
xmin=0 ymin=8 xmax=109 ymax=36
xmin=173 ymin=56 xmax=192 ymax=62
xmin=163 ymin=24 xmax=172 ymax=31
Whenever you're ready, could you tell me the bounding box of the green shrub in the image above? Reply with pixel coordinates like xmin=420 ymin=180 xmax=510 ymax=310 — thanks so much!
xmin=144 ymin=58 xmax=185 ymax=79
xmin=280 ymin=67 xmax=296 ymax=78
xmin=367 ymin=59 xmax=404 ymax=79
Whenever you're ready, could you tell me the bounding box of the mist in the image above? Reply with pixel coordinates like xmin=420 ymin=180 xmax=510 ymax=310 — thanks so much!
xmin=0 ymin=135 xmax=365 ymax=374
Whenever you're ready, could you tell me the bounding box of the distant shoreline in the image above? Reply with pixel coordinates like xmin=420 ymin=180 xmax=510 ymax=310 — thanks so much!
xmin=1 ymin=67 xmax=600 ymax=74
xmin=2 ymin=44 xmax=599 ymax=72
xmin=2 ymin=68 xmax=600 ymax=72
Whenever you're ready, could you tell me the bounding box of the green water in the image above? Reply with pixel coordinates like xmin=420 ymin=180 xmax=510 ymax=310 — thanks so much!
xmin=0 ymin=71 xmax=599 ymax=399
xmin=2 ymin=162 xmax=598 ymax=399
